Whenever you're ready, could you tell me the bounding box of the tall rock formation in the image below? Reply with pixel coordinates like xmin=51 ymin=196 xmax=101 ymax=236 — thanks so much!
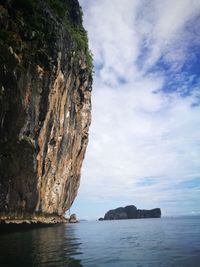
xmin=0 ymin=0 xmax=92 ymax=223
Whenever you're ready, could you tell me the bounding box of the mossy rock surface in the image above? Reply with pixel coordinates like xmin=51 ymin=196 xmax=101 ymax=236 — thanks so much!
xmin=0 ymin=0 xmax=93 ymax=72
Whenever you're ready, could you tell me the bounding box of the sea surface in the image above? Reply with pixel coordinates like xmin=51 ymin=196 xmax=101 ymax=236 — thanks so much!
xmin=0 ymin=216 xmax=200 ymax=267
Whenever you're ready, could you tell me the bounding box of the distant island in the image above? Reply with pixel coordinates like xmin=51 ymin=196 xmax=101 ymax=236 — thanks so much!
xmin=99 ymin=205 xmax=161 ymax=220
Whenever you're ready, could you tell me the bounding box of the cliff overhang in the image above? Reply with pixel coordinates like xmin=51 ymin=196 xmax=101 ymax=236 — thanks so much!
xmin=0 ymin=0 xmax=92 ymax=224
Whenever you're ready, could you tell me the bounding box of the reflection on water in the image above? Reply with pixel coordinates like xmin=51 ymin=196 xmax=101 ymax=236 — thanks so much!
xmin=0 ymin=217 xmax=200 ymax=267
xmin=0 ymin=224 xmax=83 ymax=267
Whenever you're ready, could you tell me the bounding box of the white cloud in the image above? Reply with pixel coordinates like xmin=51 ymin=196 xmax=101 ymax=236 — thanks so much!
xmin=75 ymin=0 xmax=200 ymax=219
xmin=136 ymin=0 xmax=200 ymax=70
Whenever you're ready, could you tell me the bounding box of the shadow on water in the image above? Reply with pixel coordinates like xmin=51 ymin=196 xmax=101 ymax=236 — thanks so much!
xmin=0 ymin=224 xmax=83 ymax=267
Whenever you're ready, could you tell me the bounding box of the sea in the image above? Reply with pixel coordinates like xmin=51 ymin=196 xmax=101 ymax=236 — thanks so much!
xmin=0 ymin=216 xmax=200 ymax=267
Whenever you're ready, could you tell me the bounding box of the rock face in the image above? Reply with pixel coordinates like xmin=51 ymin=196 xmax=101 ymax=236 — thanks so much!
xmin=103 ymin=205 xmax=161 ymax=220
xmin=69 ymin=213 xmax=77 ymax=223
xmin=0 ymin=0 xmax=92 ymax=223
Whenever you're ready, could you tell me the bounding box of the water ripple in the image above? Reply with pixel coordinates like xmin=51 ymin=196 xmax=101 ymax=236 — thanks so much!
xmin=0 ymin=217 xmax=200 ymax=267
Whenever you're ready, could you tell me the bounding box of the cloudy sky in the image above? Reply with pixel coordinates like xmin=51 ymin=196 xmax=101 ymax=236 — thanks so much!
xmin=72 ymin=0 xmax=200 ymax=219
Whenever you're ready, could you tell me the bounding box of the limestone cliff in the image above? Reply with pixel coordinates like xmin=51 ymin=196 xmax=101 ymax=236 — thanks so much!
xmin=101 ymin=205 xmax=161 ymax=220
xmin=0 ymin=0 xmax=92 ymax=223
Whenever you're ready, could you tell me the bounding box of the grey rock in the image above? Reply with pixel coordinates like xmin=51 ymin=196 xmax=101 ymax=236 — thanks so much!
xmin=69 ymin=214 xmax=77 ymax=223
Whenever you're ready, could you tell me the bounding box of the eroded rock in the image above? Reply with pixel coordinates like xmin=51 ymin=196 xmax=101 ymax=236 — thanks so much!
xmin=0 ymin=0 xmax=92 ymax=223
xmin=69 ymin=213 xmax=77 ymax=223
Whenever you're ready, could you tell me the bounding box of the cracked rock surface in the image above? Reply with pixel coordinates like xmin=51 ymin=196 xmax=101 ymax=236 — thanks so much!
xmin=0 ymin=0 xmax=92 ymax=223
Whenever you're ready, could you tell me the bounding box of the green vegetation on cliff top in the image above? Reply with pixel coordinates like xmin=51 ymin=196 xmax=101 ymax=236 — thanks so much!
xmin=0 ymin=0 xmax=93 ymax=72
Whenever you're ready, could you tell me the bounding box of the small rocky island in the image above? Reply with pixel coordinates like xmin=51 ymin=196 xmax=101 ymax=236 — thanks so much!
xmin=99 ymin=205 xmax=161 ymax=220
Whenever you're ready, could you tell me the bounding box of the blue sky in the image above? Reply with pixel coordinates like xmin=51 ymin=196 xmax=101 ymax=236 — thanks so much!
xmin=71 ymin=0 xmax=200 ymax=220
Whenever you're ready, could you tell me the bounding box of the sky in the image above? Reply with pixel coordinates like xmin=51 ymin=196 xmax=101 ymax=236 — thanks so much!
xmin=71 ymin=0 xmax=200 ymax=220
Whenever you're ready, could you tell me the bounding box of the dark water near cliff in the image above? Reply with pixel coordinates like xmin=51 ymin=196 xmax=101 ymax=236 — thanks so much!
xmin=0 ymin=217 xmax=200 ymax=267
